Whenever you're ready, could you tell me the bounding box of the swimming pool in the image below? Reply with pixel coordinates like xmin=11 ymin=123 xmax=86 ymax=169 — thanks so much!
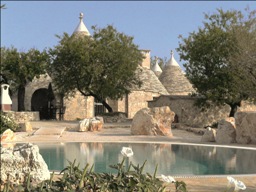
xmin=34 ymin=142 xmax=256 ymax=176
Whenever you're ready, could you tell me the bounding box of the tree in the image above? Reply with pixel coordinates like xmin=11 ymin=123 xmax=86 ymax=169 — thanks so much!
xmin=49 ymin=25 xmax=144 ymax=112
xmin=1 ymin=47 xmax=49 ymax=111
xmin=177 ymin=8 xmax=256 ymax=117
xmin=228 ymin=9 xmax=256 ymax=99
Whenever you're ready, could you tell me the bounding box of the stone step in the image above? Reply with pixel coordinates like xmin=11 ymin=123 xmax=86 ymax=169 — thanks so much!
xmin=33 ymin=127 xmax=66 ymax=136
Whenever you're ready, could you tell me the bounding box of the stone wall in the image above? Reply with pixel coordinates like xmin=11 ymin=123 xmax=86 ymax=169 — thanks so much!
xmin=26 ymin=74 xmax=52 ymax=111
xmin=107 ymin=97 xmax=127 ymax=114
xmin=127 ymin=91 xmax=159 ymax=118
xmin=64 ymin=93 xmax=94 ymax=120
xmin=238 ymin=100 xmax=256 ymax=112
xmin=148 ymin=95 xmax=230 ymax=127
xmin=11 ymin=74 xmax=52 ymax=111
xmin=4 ymin=111 xmax=40 ymax=123
xmin=148 ymin=95 xmax=256 ymax=127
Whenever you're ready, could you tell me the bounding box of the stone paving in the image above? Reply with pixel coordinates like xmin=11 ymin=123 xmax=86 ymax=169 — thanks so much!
xmin=2 ymin=120 xmax=256 ymax=191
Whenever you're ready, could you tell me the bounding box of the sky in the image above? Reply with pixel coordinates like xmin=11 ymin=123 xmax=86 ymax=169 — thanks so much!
xmin=1 ymin=1 xmax=256 ymax=68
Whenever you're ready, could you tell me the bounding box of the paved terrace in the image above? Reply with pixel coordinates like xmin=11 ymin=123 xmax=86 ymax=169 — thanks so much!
xmin=2 ymin=120 xmax=256 ymax=192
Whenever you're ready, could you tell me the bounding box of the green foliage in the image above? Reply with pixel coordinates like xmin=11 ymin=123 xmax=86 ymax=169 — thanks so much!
xmin=0 ymin=112 xmax=19 ymax=134
xmin=1 ymin=158 xmax=185 ymax=192
xmin=175 ymin=181 xmax=187 ymax=192
xmin=49 ymin=25 xmax=144 ymax=112
xmin=177 ymin=8 xmax=256 ymax=116
xmin=1 ymin=47 xmax=49 ymax=92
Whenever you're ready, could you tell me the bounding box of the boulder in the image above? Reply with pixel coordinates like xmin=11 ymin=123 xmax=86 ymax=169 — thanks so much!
xmin=216 ymin=117 xmax=236 ymax=144
xmin=235 ymin=111 xmax=256 ymax=144
xmin=89 ymin=119 xmax=103 ymax=131
xmin=201 ymin=127 xmax=216 ymax=142
xmin=95 ymin=116 xmax=104 ymax=124
xmin=131 ymin=106 xmax=174 ymax=136
xmin=0 ymin=129 xmax=16 ymax=142
xmin=78 ymin=117 xmax=104 ymax=132
xmin=78 ymin=118 xmax=90 ymax=132
xmin=0 ymin=143 xmax=50 ymax=184
xmin=19 ymin=121 xmax=33 ymax=132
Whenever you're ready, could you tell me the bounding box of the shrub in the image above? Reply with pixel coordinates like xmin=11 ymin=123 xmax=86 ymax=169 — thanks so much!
xmin=1 ymin=147 xmax=186 ymax=192
xmin=0 ymin=112 xmax=19 ymax=134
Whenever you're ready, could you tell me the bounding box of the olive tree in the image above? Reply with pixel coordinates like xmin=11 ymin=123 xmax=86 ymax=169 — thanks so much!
xmin=49 ymin=25 xmax=144 ymax=112
xmin=177 ymin=8 xmax=256 ymax=117
xmin=1 ymin=47 xmax=49 ymax=111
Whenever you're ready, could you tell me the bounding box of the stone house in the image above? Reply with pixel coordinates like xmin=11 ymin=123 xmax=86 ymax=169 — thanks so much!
xmin=8 ymin=13 xmax=255 ymax=124
xmin=10 ymin=13 xmax=168 ymax=120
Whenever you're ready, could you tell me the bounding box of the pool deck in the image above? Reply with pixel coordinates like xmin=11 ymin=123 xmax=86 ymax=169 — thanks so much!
xmin=2 ymin=120 xmax=256 ymax=191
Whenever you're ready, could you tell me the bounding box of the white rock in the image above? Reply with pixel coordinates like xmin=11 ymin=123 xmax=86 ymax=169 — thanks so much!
xmin=235 ymin=111 xmax=256 ymax=144
xmin=131 ymin=106 xmax=174 ymax=136
xmin=216 ymin=117 xmax=236 ymax=144
xmin=0 ymin=143 xmax=50 ymax=184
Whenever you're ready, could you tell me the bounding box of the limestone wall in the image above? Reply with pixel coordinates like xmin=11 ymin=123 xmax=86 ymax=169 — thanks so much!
xmin=148 ymin=95 xmax=230 ymax=127
xmin=107 ymin=99 xmax=118 ymax=112
xmin=10 ymin=74 xmax=52 ymax=111
xmin=64 ymin=93 xmax=94 ymax=120
xmin=238 ymin=100 xmax=256 ymax=112
xmin=107 ymin=97 xmax=127 ymax=114
xmin=4 ymin=111 xmax=40 ymax=123
xmin=25 ymin=74 xmax=52 ymax=111
xmin=128 ymin=91 xmax=159 ymax=118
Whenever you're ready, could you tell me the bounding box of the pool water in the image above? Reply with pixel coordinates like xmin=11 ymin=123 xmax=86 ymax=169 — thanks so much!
xmin=35 ymin=142 xmax=256 ymax=176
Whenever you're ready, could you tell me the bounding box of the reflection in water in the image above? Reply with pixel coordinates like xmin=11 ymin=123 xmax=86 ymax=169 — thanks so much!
xmin=34 ymin=143 xmax=256 ymax=175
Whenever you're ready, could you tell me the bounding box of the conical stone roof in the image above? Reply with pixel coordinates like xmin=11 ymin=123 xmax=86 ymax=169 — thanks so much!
xmin=133 ymin=66 xmax=168 ymax=95
xmin=73 ymin=13 xmax=90 ymax=36
xmin=159 ymin=51 xmax=195 ymax=95
xmin=151 ymin=57 xmax=162 ymax=77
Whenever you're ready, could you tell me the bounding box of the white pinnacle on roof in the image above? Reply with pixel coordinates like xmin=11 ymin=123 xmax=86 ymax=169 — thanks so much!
xmin=152 ymin=57 xmax=162 ymax=72
xmin=73 ymin=13 xmax=90 ymax=36
xmin=166 ymin=50 xmax=179 ymax=67
xmin=159 ymin=50 xmax=195 ymax=95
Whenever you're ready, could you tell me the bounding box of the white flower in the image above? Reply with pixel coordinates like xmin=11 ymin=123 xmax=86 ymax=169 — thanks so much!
xmin=161 ymin=174 xmax=176 ymax=183
xmin=121 ymin=147 xmax=134 ymax=158
xmin=234 ymin=180 xmax=246 ymax=191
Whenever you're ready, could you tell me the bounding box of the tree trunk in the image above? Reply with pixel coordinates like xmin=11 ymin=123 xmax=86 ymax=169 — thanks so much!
xmin=101 ymin=99 xmax=113 ymax=113
xmin=18 ymin=85 xmax=25 ymax=111
xmin=79 ymin=90 xmax=113 ymax=113
xmin=228 ymin=101 xmax=241 ymax=117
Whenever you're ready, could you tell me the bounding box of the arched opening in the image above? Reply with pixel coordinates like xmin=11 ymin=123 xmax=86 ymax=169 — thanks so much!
xmin=31 ymin=88 xmax=49 ymax=120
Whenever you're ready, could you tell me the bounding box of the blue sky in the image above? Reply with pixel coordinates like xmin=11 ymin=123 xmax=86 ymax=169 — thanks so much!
xmin=1 ymin=1 xmax=255 ymax=68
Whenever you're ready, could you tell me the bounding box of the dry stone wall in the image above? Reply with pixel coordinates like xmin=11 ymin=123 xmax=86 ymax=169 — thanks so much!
xmin=128 ymin=91 xmax=159 ymax=118
xmin=238 ymin=100 xmax=256 ymax=112
xmin=4 ymin=111 xmax=40 ymax=123
xmin=11 ymin=74 xmax=52 ymax=111
xmin=64 ymin=93 xmax=94 ymax=120
xmin=148 ymin=95 xmax=230 ymax=127
xmin=26 ymin=74 xmax=52 ymax=111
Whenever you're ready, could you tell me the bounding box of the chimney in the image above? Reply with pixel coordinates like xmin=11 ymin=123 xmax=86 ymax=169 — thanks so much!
xmin=140 ymin=50 xmax=151 ymax=69
xmin=0 ymin=84 xmax=12 ymax=111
